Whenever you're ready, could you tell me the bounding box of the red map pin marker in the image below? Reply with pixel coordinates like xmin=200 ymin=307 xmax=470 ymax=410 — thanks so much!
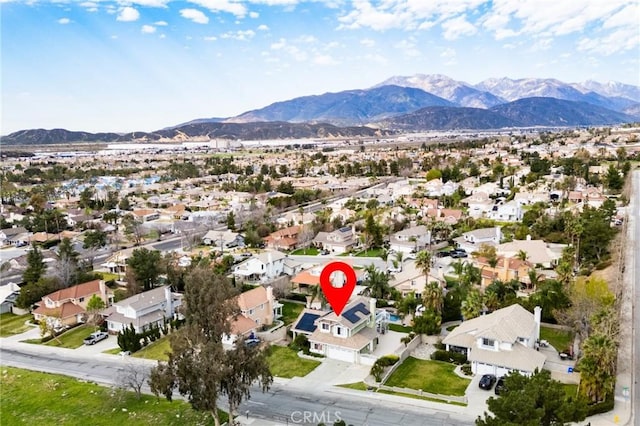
xmin=319 ymin=261 xmax=357 ymax=316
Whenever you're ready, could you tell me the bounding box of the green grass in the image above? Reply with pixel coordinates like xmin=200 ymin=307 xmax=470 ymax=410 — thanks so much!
xmin=44 ymin=325 xmax=97 ymax=349
xmin=385 ymin=357 xmax=470 ymax=396
xmin=355 ymin=248 xmax=385 ymax=257
xmin=97 ymin=271 xmax=119 ymax=282
xmin=0 ymin=313 xmax=34 ymax=337
xmin=281 ymin=301 xmax=304 ymax=325
xmin=132 ymin=336 xmax=171 ymax=361
xmin=562 ymin=383 xmax=579 ymax=399
xmin=337 ymin=382 xmax=369 ymax=391
xmin=377 ymin=389 xmax=467 ymax=406
xmin=0 ymin=367 xmax=227 ymax=425
xmin=540 ymin=326 xmax=574 ymax=351
xmin=266 ymin=345 xmax=320 ymax=378
xmin=290 ymin=247 xmax=319 ymax=255
xmin=446 ymin=325 xmax=458 ymax=332
xmin=102 ymin=347 xmax=123 ymax=355
xmin=388 ymin=323 xmax=413 ymax=333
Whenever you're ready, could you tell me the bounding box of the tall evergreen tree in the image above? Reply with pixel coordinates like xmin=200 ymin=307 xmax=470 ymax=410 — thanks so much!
xmin=23 ymin=244 xmax=46 ymax=285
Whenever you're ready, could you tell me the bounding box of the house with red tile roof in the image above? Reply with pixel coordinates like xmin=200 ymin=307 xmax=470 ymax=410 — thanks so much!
xmin=33 ymin=280 xmax=113 ymax=328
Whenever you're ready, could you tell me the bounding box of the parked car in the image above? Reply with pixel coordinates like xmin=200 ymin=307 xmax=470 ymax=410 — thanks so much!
xmin=83 ymin=331 xmax=108 ymax=345
xmin=436 ymin=251 xmax=451 ymax=258
xmin=450 ymin=249 xmax=468 ymax=258
xmin=494 ymin=376 xmax=506 ymax=395
xmin=479 ymin=374 xmax=497 ymax=390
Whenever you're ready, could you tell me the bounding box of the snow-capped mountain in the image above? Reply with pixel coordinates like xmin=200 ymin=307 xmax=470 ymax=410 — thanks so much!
xmin=572 ymin=80 xmax=640 ymax=103
xmin=474 ymin=77 xmax=587 ymax=102
xmin=374 ymin=74 xmax=505 ymax=108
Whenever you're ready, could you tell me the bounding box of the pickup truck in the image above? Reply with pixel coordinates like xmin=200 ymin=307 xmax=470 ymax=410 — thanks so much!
xmin=83 ymin=331 xmax=108 ymax=345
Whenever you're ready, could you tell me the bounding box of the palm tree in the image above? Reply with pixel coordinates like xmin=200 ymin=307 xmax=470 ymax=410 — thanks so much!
xmin=460 ymin=288 xmax=483 ymax=321
xmin=308 ymin=284 xmax=327 ymax=309
xmin=451 ymin=260 xmax=465 ymax=277
xmin=394 ymin=251 xmax=404 ymax=272
xmin=415 ymin=250 xmax=432 ymax=279
xmin=516 ymin=250 xmax=529 ymax=261
xmin=363 ymin=264 xmax=391 ymax=300
xmin=422 ymin=281 xmax=444 ymax=315
xmin=578 ymin=333 xmax=618 ymax=402
xmin=527 ymin=269 xmax=545 ymax=292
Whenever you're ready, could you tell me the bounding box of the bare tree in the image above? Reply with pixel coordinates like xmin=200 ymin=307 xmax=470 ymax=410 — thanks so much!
xmin=118 ymin=361 xmax=149 ymax=400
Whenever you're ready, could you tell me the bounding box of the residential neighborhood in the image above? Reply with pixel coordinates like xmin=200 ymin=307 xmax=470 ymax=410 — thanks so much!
xmin=1 ymin=125 xmax=638 ymax=425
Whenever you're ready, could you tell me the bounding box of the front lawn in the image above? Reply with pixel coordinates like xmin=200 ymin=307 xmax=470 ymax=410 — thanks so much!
xmin=337 ymin=382 xmax=369 ymax=391
xmin=385 ymin=357 xmax=470 ymax=396
xmin=96 ymin=271 xmax=119 ymax=282
xmin=355 ymin=248 xmax=385 ymax=257
xmin=266 ymin=345 xmax=320 ymax=378
xmin=132 ymin=336 xmax=171 ymax=361
xmin=540 ymin=326 xmax=573 ymax=351
xmin=281 ymin=301 xmax=304 ymax=325
xmin=1 ymin=367 xmax=226 ymax=425
xmin=44 ymin=325 xmax=97 ymax=349
xmin=0 ymin=313 xmax=34 ymax=337
xmin=290 ymin=247 xmax=319 ymax=255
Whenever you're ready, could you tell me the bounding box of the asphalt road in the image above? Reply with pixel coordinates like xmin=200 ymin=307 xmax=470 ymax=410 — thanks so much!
xmin=630 ymin=170 xmax=639 ymax=424
xmin=0 ymin=346 xmax=473 ymax=426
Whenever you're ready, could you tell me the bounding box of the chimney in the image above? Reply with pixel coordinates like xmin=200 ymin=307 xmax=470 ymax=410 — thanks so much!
xmin=164 ymin=286 xmax=172 ymax=319
xmin=526 ymin=234 xmax=531 ymax=241
xmin=369 ymin=297 xmax=376 ymax=328
xmin=534 ymin=306 xmax=542 ymax=341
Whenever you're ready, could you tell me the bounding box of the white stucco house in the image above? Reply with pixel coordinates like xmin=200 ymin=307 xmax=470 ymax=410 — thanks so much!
xmin=389 ymin=225 xmax=431 ymax=255
xmin=442 ymin=304 xmax=546 ymax=377
xmin=233 ymin=250 xmax=287 ymax=283
xmin=104 ymin=286 xmax=182 ymax=334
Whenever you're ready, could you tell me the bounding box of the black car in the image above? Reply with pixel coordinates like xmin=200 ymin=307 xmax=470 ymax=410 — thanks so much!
xmin=494 ymin=377 xmax=506 ymax=395
xmin=479 ymin=374 xmax=497 ymax=390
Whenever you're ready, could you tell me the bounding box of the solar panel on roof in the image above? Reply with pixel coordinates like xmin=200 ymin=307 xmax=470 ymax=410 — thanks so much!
xmin=296 ymin=313 xmax=320 ymax=333
xmin=342 ymin=302 xmax=370 ymax=323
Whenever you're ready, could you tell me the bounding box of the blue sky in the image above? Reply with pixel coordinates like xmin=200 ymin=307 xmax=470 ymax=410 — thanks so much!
xmin=1 ymin=0 xmax=639 ymax=133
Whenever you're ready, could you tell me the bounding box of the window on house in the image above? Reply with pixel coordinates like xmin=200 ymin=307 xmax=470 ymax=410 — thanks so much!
xmin=78 ymin=297 xmax=85 ymax=303
xmin=321 ymin=323 xmax=329 ymax=330
xmin=482 ymin=338 xmax=495 ymax=347
xmin=335 ymin=327 xmax=342 ymax=336
xmin=249 ymin=309 xmax=254 ymax=315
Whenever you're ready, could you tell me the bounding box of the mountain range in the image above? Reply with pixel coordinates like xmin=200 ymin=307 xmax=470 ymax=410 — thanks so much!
xmin=2 ymin=74 xmax=639 ymax=145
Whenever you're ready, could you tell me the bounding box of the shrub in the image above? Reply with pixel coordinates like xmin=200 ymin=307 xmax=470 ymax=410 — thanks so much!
xmin=586 ymin=396 xmax=614 ymax=416
xmin=461 ymin=363 xmax=472 ymax=376
xmin=370 ymin=363 xmax=384 ymax=382
xmin=375 ymin=355 xmax=399 ymax=367
xmin=287 ymin=293 xmax=308 ymax=303
xmin=289 ymin=333 xmax=310 ymax=354
xmin=430 ymin=349 xmax=467 ymax=365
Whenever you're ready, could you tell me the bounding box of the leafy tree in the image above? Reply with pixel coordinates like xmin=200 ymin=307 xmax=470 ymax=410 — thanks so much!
xmin=363 ymin=213 xmax=383 ymax=249
xmin=397 ymin=292 xmax=419 ymax=317
xmin=426 ymin=169 xmax=442 ymax=181
xmin=122 ymin=214 xmax=144 ymax=245
xmin=226 ymin=211 xmax=236 ymax=231
xmin=461 ymin=288 xmax=483 ymax=320
xmin=413 ymin=309 xmax=441 ymax=335
xmin=79 ymin=187 xmax=95 ymax=209
xmin=15 ymin=277 xmax=60 ymax=309
xmin=422 ymin=281 xmax=443 ymax=315
xmin=604 ymin=164 xmax=623 ymax=192
xmin=126 ymin=248 xmax=162 ymax=292
xmin=86 ymin=294 xmax=106 ymax=327
xmin=23 ymin=245 xmax=46 ymax=285
xmin=148 ymin=266 xmax=272 ymax=426
xmin=476 ymin=369 xmax=587 ymax=426
xmin=117 ymin=323 xmax=141 ymax=353
xmin=39 ymin=316 xmax=62 ymax=345
xmin=362 ymin=264 xmax=391 ymax=299
xmin=83 ymin=230 xmax=107 ymax=250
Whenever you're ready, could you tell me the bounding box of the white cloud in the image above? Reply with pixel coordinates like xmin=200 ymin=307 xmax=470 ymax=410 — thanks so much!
xmin=393 ymin=39 xmax=420 ymax=57
xmin=257 ymin=24 xmax=269 ymax=31
xmin=116 ymin=6 xmax=140 ymax=22
xmin=440 ymin=47 xmax=457 ymax=65
xmin=159 ymin=34 xmax=166 ymax=39
xmin=314 ymin=54 xmax=339 ymax=66
xmin=249 ymin=11 xmax=259 ymax=18
xmin=204 ymin=36 xmax=217 ymax=41
xmin=360 ymin=38 xmax=375 ymax=48
xmin=180 ymin=8 xmax=209 ymax=24
xmin=155 ymin=20 xmax=168 ymax=26
xmin=441 ymin=15 xmax=476 ymax=40
xmin=187 ymin=0 xmax=247 ymax=18
xmin=221 ymin=29 xmax=256 ymax=41
xmin=128 ymin=0 xmax=170 ymax=6
xmin=141 ymin=24 xmax=156 ymax=33
xmin=79 ymin=1 xmax=98 ymax=11
xmin=57 ymin=17 xmax=70 ymax=24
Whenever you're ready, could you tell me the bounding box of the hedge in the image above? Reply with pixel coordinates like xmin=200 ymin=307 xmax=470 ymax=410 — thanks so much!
xmin=430 ymin=349 xmax=467 ymax=365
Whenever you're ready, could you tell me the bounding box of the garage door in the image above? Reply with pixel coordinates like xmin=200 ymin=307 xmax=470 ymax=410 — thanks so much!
xmin=327 ymin=346 xmax=355 ymax=363
xmin=474 ymin=362 xmax=496 ymax=376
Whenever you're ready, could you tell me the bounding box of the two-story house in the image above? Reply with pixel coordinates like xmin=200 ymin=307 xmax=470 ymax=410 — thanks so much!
xmin=103 ymin=286 xmax=182 ymax=333
xmin=33 ymin=280 xmax=113 ymax=328
xmin=313 ymin=226 xmax=356 ymax=254
xmin=233 ymin=250 xmax=287 ymax=283
xmin=263 ymin=225 xmax=302 ymax=251
xmin=442 ymin=304 xmax=546 ymax=377
xmin=454 ymin=226 xmax=502 ymax=253
xmin=0 ymin=226 xmax=30 ymax=247
xmin=389 ymin=225 xmax=431 ymax=255
xmin=473 ymin=255 xmax=532 ymax=288
xmin=223 ymin=286 xmax=282 ymax=346
xmin=294 ymin=297 xmax=378 ymax=363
